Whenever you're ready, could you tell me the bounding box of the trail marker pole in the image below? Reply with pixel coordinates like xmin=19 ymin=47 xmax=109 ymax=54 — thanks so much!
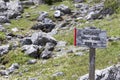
xmin=74 ymin=27 xmax=107 ymax=80
xmin=89 ymin=48 xmax=95 ymax=80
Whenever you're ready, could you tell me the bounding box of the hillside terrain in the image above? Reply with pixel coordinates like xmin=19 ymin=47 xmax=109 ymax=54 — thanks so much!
xmin=0 ymin=0 xmax=120 ymax=80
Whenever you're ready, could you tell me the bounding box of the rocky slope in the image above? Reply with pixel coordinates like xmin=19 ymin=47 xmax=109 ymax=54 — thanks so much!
xmin=0 ymin=0 xmax=120 ymax=80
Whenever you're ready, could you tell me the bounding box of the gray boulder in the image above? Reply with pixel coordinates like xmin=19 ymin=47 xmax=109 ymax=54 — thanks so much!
xmin=37 ymin=11 xmax=48 ymax=21
xmin=44 ymin=42 xmax=56 ymax=51
xmin=32 ymin=21 xmax=55 ymax=33
xmin=85 ymin=11 xmax=101 ymax=20
xmin=0 ymin=63 xmax=19 ymax=76
xmin=6 ymin=10 xmax=21 ymax=19
xmin=100 ymin=8 xmax=114 ymax=16
xmin=0 ymin=45 xmax=10 ymax=56
xmin=78 ymin=64 xmax=120 ymax=80
xmin=21 ymin=37 xmax=32 ymax=45
xmin=56 ymin=4 xmax=71 ymax=14
xmin=22 ymin=45 xmax=39 ymax=58
xmin=0 ymin=1 xmax=7 ymax=11
xmin=85 ymin=3 xmax=104 ymax=20
xmin=6 ymin=1 xmax=23 ymax=19
xmin=42 ymin=18 xmax=53 ymax=24
xmin=7 ymin=1 xmax=23 ymax=13
xmin=0 ymin=16 xmax=9 ymax=23
xmin=31 ymin=32 xmax=57 ymax=46
xmin=41 ymin=49 xmax=52 ymax=59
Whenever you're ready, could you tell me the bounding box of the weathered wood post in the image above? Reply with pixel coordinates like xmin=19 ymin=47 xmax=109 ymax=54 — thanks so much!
xmin=89 ymin=48 xmax=95 ymax=80
xmin=74 ymin=27 xmax=107 ymax=80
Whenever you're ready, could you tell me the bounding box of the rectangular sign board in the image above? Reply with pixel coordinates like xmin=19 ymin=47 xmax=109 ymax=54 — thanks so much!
xmin=74 ymin=27 xmax=107 ymax=48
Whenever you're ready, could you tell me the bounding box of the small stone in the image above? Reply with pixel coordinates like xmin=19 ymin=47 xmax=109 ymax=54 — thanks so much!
xmin=67 ymin=50 xmax=73 ymax=53
xmin=11 ymin=27 xmax=18 ymax=32
xmin=54 ymin=10 xmax=61 ymax=18
xmin=27 ymin=59 xmax=37 ymax=64
xmin=74 ymin=52 xmax=84 ymax=56
xmin=28 ymin=77 xmax=38 ymax=80
xmin=52 ymin=72 xmax=64 ymax=77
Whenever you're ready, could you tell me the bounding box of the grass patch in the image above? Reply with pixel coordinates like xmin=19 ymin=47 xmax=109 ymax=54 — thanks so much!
xmin=54 ymin=29 xmax=74 ymax=45
xmin=0 ymin=48 xmax=32 ymax=67
xmin=0 ymin=32 xmax=6 ymax=41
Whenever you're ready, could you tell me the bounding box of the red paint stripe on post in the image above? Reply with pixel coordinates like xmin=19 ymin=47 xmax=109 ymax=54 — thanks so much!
xmin=74 ymin=27 xmax=77 ymax=46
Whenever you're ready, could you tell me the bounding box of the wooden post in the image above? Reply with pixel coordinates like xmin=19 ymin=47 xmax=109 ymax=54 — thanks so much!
xmin=89 ymin=48 xmax=95 ymax=80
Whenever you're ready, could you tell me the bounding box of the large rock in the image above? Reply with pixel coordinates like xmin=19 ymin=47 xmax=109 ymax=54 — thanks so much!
xmin=31 ymin=22 xmax=55 ymax=32
xmin=44 ymin=42 xmax=56 ymax=51
xmin=22 ymin=45 xmax=39 ymax=58
xmin=0 ymin=1 xmax=7 ymax=11
xmin=78 ymin=64 xmax=120 ymax=80
xmin=0 ymin=16 xmax=9 ymax=23
xmin=85 ymin=3 xmax=104 ymax=20
xmin=21 ymin=37 xmax=32 ymax=45
xmin=7 ymin=1 xmax=23 ymax=13
xmin=37 ymin=11 xmax=48 ymax=21
xmin=85 ymin=11 xmax=101 ymax=20
xmin=31 ymin=32 xmax=57 ymax=46
xmin=41 ymin=49 xmax=52 ymax=59
xmin=56 ymin=4 xmax=71 ymax=14
xmin=41 ymin=42 xmax=56 ymax=59
xmin=0 ymin=45 xmax=10 ymax=56
xmin=6 ymin=10 xmax=21 ymax=19
xmin=6 ymin=1 xmax=23 ymax=19
xmin=100 ymin=8 xmax=114 ymax=16
xmin=0 ymin=63 xmax=19 ymax=76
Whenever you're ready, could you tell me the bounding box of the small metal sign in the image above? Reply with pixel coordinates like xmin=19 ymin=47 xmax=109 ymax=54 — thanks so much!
xmin=74 ymin=27 xmax=107 ymax=48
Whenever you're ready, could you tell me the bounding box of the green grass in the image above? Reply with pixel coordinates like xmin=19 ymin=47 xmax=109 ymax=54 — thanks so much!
xmin=0 ymin=32 xmax=6 ymax=41
xmin=0 ymin=48 xmax=32 ymax=67
xmin=1 ymin=1 xmax=120 ymax=80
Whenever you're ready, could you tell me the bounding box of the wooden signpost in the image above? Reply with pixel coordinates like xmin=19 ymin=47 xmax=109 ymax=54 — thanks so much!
xmin=74 ymin=27 xmax=107 ymax=80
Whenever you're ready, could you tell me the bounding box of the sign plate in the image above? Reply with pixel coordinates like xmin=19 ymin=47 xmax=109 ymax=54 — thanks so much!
xmin=75 ymin=27 xmax=107 ymax=48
